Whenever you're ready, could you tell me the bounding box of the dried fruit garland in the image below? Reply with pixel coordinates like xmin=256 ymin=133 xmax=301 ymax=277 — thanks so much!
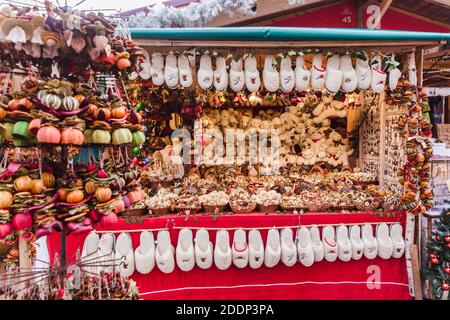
xmin=389 ymin=81 xmax=434 ymax=213
xmin=0 ymin=3 xmax=149 ymax=278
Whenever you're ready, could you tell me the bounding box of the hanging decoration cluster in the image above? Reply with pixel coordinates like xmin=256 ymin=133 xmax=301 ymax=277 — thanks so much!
xmin=127 ymin=0 xmax=304 ymax=28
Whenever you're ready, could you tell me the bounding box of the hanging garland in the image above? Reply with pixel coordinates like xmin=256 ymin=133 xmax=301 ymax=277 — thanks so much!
xmin=127 ymin=0 xmax=305 ymax=28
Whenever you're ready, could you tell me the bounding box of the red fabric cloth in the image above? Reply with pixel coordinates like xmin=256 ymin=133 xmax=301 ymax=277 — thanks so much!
xmin=47 ymin=211 xmax=412 ymax=300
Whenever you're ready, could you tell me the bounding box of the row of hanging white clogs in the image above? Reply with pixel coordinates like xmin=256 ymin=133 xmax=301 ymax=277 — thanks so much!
xmin=81 ymin=223 xmax=405 ymax=276
xmin=139 ymin=52 xmax=403 ymax=94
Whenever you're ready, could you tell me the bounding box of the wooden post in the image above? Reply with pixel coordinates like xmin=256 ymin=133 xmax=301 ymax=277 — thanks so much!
xmin=18 ymin=235 xmax=32 ymax=270
xmin=425 ymin=214 xmax=434 ymax=299
xmin=18 ymin=234 xmax=32 ymax=291
xmin=356 ymin=0 xmax=367 ymax=28
xmin=405 ymin=212 xmax=416 ymax=297
xmin=379 ymin=91 xmax=386 ymax=187
xmin=411 ymin=244 xmax=423 ymax=300
xmin=416 ymin=49 xmax=424 ymax=87
xmin=59 ymin=226 xmax=67 ymax=288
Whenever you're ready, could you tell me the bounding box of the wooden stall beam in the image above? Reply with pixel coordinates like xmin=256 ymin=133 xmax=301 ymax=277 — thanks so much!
xmin=137 ymin=39 xmax=441 ymax=52
xmin=424 ymin=0 xmax=450 ymax=6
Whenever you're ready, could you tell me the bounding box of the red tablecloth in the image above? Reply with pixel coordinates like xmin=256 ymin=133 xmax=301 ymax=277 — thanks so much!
xmin=47 ymin=211 xmax=412 ymax=300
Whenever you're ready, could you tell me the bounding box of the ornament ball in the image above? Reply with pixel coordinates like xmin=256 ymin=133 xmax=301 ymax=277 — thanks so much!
xmin=133 ymin=147 xmax=140 ymax=155
xmin=431 ymin=258 xmax=440 ymax=265
xmin=442 ymin=283 xmax=449 ymax=291
xmin=445 ymin=267 xmax=450 ymax=274
xmin=445 ymin=236 xmax=450 ymax=243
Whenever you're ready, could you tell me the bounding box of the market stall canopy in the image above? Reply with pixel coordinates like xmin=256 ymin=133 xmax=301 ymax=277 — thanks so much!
xmin=130 ymin=26 xmax=449 ymax=51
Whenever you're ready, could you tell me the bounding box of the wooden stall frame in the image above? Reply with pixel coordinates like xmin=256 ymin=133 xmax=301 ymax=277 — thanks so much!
xmin=136 ymin=39 xmax=444 ymax=51
xmin=133 ymin=35 xmax=434 ymax=299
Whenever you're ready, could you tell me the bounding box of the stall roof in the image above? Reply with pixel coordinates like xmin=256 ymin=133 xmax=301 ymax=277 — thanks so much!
xmin=130 ymin=27 xmax=450 ymax=42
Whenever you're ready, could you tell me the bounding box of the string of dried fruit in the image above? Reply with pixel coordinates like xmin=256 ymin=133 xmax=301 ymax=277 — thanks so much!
xmin=392 ymin=81 xmax=433 ymax=214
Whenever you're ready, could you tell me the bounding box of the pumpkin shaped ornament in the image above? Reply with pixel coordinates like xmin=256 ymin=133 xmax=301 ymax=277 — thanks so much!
xmin=61 ymin=128 xmax=84 ymax=145
xmin=85 ymin=181 xmax=97 ymax=194
xmin=37 ymin=126 xmax=61 ymax=144
xmin=95 ymin=187 xmax=112 ymax=203
xmin=132 ymin=130 xmax=146 ymax=147
xmin=0 ymin=191 xmax=13 ymax=209
xmin=14 ymin=175 xmax=33 ymax=192
xmin=37 ymin=90 xmax=48 ymax=101
xmin=87 ymin=104 xmax=98 ymax=116
xmin=41 ymin=93 xmax=62 ymax=110
xmin=111 ymin=106 xmax=127 ymax=119
xmin=42 ymin=172 xmax=56 ymax=188
xmin=92 ymin=129 xmax=111 ymax=144
xmin=112 ymin=128 xmax=132 ymax=145
xmin=84 ymin=129 xmax=94 ymax=143
xmin=66 ymin=190 xmax=84 ymax=203
xmin=61 ymin=96 xmax=80 ymax=111
xmin=30 ymin=179 xmax=46 ymax=194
